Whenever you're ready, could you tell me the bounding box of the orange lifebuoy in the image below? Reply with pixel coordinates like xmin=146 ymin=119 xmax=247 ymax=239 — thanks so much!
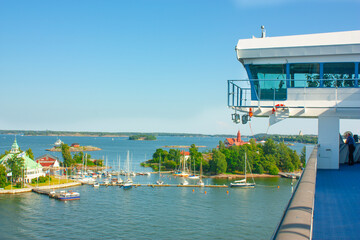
xmin=249 ymin=108 xmax=253 ymax=117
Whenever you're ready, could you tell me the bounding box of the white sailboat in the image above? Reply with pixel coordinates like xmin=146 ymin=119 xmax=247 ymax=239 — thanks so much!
xmin=188 ymin=157 xmax=199 ymax=179
xmin=156 ymin=154 xmax=164 ymax=185
xmin=230 ymin=153 xmax=255 ymax=188
xmin=117 ymin=155 xmax=123 ymax=184
xmin=123 ymin=151 xmax=133 ymax=189
xmin=174 ymin=150 xmax=190 ymax=177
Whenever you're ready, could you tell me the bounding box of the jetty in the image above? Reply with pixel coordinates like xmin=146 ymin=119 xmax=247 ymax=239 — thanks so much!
xmin=278 ymin=172 xmax=301 ymax=179
xmin=84 ymin=182 xmax=228 ymax=188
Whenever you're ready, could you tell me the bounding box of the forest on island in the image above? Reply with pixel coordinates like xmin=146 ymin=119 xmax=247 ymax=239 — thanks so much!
xmin=129 ymin=134 xmax=156 ymax=140
xmin=143 ymin=139 xmax=306 ymax=175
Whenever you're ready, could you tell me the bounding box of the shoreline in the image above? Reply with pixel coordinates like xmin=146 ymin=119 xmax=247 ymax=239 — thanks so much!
xmin=208 ymin=173 xmax=280 ymax=179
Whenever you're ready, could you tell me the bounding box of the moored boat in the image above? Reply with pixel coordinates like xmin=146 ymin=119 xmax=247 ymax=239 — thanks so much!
xmin=55 ymin=190 xmax=80 ymax=201
xmin=230 ymin=153 xmax=255 ymax=188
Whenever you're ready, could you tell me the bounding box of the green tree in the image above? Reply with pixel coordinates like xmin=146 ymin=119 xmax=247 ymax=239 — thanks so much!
xmin=189 ymin=144 xmax=203 ymax=171
xmin=209 ymin=149 xmax=227 ymax=174
xmin=300 ymin=146 xmax=306 ymax=167
xmin=6 ymin=154 xmax=24 ymax=182
xmin=26 ymin=148 xmax=34 ymax=160
xmin=218 ymin=141 xmax=226 ymax=150
xmin=268 ymin=163 xmax=279 ymax=175
xmin=0 ymin=165 xmax=8 ymax=188
xmin=152 ymin=149 xmax=169 ymax=163
xmin=61 ymin=144 xmax=74 ymax=167
xmin=263 ymin=139 xmax=277 ymax=155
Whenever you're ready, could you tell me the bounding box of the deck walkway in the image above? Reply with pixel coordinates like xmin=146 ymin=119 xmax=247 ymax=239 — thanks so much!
xmin=313 ymin=163 xmax=360 ymax=240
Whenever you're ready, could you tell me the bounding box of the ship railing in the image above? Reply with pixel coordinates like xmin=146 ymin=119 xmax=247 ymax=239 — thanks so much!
xmin=271 ymin=146 xmax=317 ymax=240
xmin=228 ymin=79 xmax=360 ymax=108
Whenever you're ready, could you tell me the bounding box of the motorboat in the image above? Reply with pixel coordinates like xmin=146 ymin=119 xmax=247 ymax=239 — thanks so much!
xmin=55 ymin=190 xmax=80 ymax=201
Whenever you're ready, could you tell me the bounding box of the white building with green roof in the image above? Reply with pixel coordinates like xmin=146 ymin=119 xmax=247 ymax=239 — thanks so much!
xmin=0 ymin=138 xmax=45 ymax=182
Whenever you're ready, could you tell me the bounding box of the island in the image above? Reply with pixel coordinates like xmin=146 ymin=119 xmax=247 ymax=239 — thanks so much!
xmin=129 ymin=134 xmax=156 ymax=141
xmin=46 ymin=143 xmax=101 ymax=152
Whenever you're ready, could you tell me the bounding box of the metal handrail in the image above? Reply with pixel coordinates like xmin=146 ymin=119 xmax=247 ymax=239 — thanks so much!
xmin=271 ymin=147 xmax=317 ymax=240
xmin=228 ymin=79 xmax=360 ymax=108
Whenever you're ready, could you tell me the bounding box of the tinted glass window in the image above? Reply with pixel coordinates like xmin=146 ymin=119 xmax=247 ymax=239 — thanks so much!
xmin=248 ymin=64 xmax=286 ymax=100
xmin=290 ymin=63 xmax=320 ymax=87
xmin=323 ymin=62 xmax=355 ymax=87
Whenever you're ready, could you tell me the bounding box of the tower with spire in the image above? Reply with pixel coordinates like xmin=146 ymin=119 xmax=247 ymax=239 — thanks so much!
xmin=225 ymin=130 xmax=249 ymax=147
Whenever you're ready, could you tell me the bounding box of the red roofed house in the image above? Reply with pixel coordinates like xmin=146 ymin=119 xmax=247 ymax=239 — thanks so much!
xmin=36 ymin=154 xmax=60 ymax=168
xmin=180 ymin=151 xmax=190 ymax=161
xmin=225 ymin=130 xmax=250 ymax=147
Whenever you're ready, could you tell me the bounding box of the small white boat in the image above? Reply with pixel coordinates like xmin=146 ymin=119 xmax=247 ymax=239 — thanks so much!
xmin=156 ymin=180 xmax=164 ymax=185
xmin=103 ymin=179 xmax=110 ymax=185
xmin=188 ymin=175 xmax=200 ymax=179
xmin=181 ymin=179 xmax=189 ymax=185
xmin=93 ymin=182 xmax=100 ymax=187
xmin=197 ymin=179 xmax=205 ymax=187
xmin=123 ymin=182 xmax=133 ymax=189
xmin=54 ymin=139 xmax=63 ymax=148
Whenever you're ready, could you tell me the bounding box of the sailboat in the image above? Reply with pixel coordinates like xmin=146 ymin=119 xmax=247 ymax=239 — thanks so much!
xmin=123 ymin=151 xmax=133 ymax=189
xmin=188 ymin=157 xmax=199 ymax=179
xmin=230 ymin=152 xmax=255 ymax=188
xmin=197 ymin=161 xmax=205 ymax=187
xmin=117 ymin=155 xmax=123 ymax=184
xmin=174 ymin=150 xmax=190 ymax=177
xmin=156 ymin=154 xmax=164 ymax=185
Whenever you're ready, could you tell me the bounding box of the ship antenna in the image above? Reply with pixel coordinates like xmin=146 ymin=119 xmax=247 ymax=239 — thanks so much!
xmin=261 ymin=25 xmax=266 ymax=38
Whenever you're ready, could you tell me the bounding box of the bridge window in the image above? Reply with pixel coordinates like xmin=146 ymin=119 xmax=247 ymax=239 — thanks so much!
xmin=248 ymin=64 xmax=286 ymax=100
xmin=289 ymin=63 xmax=320 ymax=87
xmin=323 ymin=63 xmax=355 ymax=87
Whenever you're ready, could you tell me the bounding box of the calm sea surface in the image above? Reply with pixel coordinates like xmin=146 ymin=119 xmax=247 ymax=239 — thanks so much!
xmin=0 ymin=135 xmax=300 ymax=240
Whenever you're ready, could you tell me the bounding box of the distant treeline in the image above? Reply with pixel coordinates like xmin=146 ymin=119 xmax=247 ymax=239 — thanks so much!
xmin=0 ymin=130 xmax=318 ymax=143
xmin=254 ymin=134 xmax=318 ymax=144
xmin=0 ymin=130 xmax=231 ymax=138
xmin=129 ymin=134 xmax=156 ymax=141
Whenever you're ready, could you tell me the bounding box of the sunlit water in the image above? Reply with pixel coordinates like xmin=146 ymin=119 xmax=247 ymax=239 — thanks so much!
xmin=0 ymin=135 xmax=298 ymax=239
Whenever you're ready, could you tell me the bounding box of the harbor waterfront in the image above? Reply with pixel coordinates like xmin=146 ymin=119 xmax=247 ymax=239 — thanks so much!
xmin=0 ymin=135 xmax=301 ymax=239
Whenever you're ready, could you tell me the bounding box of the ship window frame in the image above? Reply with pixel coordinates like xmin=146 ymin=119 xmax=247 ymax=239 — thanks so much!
xmin=289 ymin=63 xmax=320 ymax=88
xmin=247 ymin=64 xmax=287 ymax=101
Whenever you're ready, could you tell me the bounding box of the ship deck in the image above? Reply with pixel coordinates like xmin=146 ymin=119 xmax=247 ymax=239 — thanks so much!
xmin=313 ymin=163 xmax=360 ymax=239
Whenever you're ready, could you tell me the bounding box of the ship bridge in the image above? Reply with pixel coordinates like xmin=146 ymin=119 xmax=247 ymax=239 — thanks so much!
xmin=229 ymin=30 xmax=360 ymax=169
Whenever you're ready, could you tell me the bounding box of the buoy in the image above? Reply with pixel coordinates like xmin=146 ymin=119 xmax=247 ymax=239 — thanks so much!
xmin=277 ymin=186 xmax=280 ymax=188
xmin=192 ymin=189 xmax=195 ymax=192
xmin=204 ymin=191 xmax=207 ymax=194
xmin=226 ymin=191 xmax=229 ymax=194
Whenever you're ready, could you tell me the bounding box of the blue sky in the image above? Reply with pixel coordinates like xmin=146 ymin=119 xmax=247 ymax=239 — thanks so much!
xmin=0 ymin=0 xmax=359 ymax=135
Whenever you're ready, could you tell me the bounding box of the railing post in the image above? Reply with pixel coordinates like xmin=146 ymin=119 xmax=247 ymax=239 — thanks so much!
xmin=232 ymin=83 xmax=235 ymax=106
xmin=227 ymin=80 xmax=230 ymax=107
xmin=237 ymin=87 xmax=240 ymax=107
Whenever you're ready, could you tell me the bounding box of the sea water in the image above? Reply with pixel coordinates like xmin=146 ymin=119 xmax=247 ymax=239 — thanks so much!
xmin=0 ymin=135 xmax=297 ymax=239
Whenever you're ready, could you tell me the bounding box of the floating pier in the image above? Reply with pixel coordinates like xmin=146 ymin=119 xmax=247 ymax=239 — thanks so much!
xmin=90 ymin=183 xmax=228 ymax=188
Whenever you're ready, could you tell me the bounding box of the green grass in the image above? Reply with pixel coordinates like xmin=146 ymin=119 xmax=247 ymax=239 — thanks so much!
xmin=4 ymin=184 xmax=27 ymax=190
xmin=30 ymin=177 xmax=74 ymax=187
